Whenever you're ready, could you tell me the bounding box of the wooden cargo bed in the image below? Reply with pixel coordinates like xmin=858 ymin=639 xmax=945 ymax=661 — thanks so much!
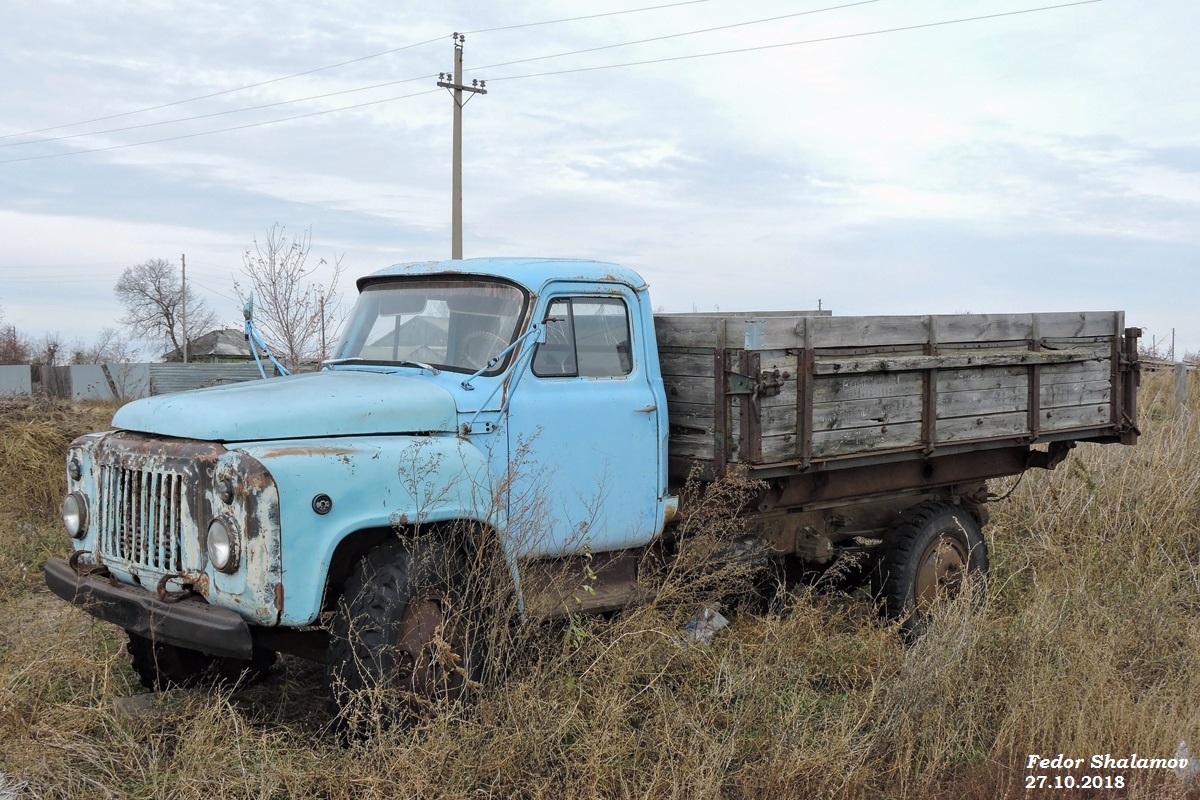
xmin=655 ymin=311 xmax=1139 ymax=486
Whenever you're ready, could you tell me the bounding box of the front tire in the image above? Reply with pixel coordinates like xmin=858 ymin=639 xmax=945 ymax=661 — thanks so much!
xmin=126 ymin=632 xmax=275 ymax=691
xmin=875 ymin=501 xmax=988 ymax=635
xmin=325 ymin=538 xmax=481 ymax=733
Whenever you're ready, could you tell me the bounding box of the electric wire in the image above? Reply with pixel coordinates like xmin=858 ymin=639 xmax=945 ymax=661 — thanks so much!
xmin=1 ymin=0 xmax=719 ymax=141
xmin=0 ymin=1 xmax=1104 ymax=164
xmin=484 ymin=0 xmax=1104 ymax=83
xmin=0 ymin=36 xmax=446 ymax=141
xmin=464 ymin=0 xmax=711 ymax=34
xmin=1 ymin=0 xmax=875 ymax=150
xmin=471 ymin=0 xmax=883 ymax=74
xmin=0 ymin=73 xmax=439 ymax=148
xmin=0 ymin=89 xmax=440 ymax=164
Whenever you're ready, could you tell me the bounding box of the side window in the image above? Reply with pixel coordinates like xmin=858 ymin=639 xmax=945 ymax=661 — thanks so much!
xmin=533 ymin=297 xmax=632 ymax=378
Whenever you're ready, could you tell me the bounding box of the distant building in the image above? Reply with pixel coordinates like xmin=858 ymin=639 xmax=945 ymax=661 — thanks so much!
xmin=161 ymin=328 xmax=258 ymax=363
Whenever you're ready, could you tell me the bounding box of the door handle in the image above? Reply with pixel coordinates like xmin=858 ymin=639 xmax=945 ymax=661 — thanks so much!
xmin=635 ymin=404 xmax=657 ymax=413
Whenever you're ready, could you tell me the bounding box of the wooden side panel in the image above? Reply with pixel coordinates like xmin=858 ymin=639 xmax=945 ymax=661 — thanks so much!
xmin=659 ymin=343 xmax=718 ymax=465
xmin=659 ymin=310 xmax=1125 ymax=475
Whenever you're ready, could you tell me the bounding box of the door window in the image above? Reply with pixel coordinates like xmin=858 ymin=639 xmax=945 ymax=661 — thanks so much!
xmin=533 ymin=298 xmax=632 ymax=378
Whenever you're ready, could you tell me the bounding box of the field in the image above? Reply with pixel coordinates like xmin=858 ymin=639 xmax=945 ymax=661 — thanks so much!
xmin=2 ymin=372 xmax=1200 ymax=799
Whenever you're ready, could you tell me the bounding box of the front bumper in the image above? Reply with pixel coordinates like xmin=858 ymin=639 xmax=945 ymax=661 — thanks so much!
xmin=44 ymin=556 xmax=253 ymax=659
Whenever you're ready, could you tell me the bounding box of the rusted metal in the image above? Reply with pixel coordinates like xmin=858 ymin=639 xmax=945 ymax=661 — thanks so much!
xmin=739 ymin=351 xmax=763 ymax=463
xmin=755 ymin=444 xmax=1068 ymax=513
xmin=713 ymin=341 xmax=728 ymax=475
xmin=920 ymin=315 xmax=938 ymax=455
xmin=1116 ymin=327 xmax=1142 ymax=444
xmin=157 ymin=572 xmax=198 ymax=603
xmin=1026 ymin=316 xmax=1042 ymax=443
xmin=914 ymin=533 xmax=969 ymax=609
xmin=798 ymin=334 xmax=816 ymax=470
xmin=68 ymin=549 xmax=111 ymax=579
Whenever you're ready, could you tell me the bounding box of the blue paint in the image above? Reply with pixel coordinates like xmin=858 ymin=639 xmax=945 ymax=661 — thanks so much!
xmin=66 ymin=258 xmax=674 ymax=629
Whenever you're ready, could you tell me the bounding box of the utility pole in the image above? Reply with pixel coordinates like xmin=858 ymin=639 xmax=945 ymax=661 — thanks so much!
xmin=437 ymin=33 xmax=486 ymax=260
xmin=181 ymin=253 xmax=188 ymax=364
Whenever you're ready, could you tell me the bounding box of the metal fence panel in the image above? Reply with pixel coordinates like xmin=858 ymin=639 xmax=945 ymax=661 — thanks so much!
xmin=68 ymin=365 xmax=113 ymax=400
xmin=0 ymin=365 xmax=32 ymax=395
xmin=148 ymin=363 xmax=269 ymax=395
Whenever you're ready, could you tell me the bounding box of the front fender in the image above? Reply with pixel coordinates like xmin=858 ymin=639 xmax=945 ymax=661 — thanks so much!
xmin=232 ymin=433 xmax=496 ymax=626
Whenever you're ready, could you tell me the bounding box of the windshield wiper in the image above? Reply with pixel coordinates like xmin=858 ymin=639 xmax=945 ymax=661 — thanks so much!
xmin=322 ymin=357 xmax=441 ymax=374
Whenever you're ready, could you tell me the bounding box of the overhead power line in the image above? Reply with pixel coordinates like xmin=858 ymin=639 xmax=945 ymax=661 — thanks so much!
xmin=0 ymin=89 xmax=440 ymax=164
xmin=2 ymin=0 xmax=877 ymax=152
xmin=0 ymin=1 xmax=1104 ymax=164
xmin=0 ymin=37 xmax=446 ymax=141
xmin=472 ymin=0 xmax=883 ymax=74
xmin=0 ymin=73 xmax=438 ymax=148
xmin=485 ymin=0 xmax=1105 ymax=83
xmin=0 ymin=0 xmax=717 ymax=141
xmin=464 ymin=0 xmax=711 ymax=34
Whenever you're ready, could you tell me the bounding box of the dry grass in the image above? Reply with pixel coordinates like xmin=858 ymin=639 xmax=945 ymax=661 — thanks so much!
xmin=3 ymin=376 xmax=1200 ymax=798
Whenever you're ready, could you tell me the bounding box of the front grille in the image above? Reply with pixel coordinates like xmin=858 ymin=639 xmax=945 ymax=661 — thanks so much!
xmin=97 ymin=464 xmax=184 ymax=572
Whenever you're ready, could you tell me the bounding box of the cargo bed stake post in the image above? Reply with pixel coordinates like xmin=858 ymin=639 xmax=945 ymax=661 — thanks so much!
xmin=1027 ymin=315 xmax=1042 ymax=442
xmin=920 ymin=315 xmax=938 ymax=455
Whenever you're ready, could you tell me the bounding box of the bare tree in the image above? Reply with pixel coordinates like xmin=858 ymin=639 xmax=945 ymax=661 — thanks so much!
xmin=69 ymin=327 xmax=139 ymax=364
xmin=0 ymin=313 xmax=31 ymax=365
xmin=29 ymin=332 xmax=65 ymax=367
xmin=237 ymin=225 xmax=344 ymax=371
xmin=115 ymin=258 xmax=216 ymax=356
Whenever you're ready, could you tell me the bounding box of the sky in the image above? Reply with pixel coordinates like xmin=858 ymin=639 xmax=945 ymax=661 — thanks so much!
xmin=0 ymin=0 xmax=1196 ymax=359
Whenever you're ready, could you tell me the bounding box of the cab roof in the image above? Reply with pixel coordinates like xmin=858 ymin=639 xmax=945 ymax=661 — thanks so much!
xmin=357 ymin=257 xmax=648 ymax=295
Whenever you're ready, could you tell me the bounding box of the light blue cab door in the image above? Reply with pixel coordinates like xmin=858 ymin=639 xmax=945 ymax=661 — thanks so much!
xmin=505 ymin=284 xmax=664 ymax=558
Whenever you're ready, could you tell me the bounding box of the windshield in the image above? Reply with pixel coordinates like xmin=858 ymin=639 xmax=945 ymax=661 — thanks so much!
xmin=332 ymin=278 xmax=529 ymax=374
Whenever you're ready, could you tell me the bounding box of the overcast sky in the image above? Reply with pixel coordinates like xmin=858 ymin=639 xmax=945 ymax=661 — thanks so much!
xmin=1 ymin=0 xmax=1195 ymax=359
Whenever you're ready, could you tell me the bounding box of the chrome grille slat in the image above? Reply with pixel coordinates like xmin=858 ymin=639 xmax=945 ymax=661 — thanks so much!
xmin=97 ymin=463 xmax=183 ymax=572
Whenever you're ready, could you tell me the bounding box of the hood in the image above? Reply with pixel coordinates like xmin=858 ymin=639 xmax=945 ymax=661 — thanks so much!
xmin=112 ymin=370 xmax=458 ymax=442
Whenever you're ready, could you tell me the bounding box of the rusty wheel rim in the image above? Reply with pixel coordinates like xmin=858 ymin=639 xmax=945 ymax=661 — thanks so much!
xmin=395 ymin=595 xmax=465 ymax=702
xmin=913 ymin=533 xmax=969 ymax=609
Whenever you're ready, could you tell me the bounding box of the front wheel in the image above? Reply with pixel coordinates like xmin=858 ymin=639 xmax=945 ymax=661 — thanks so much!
xmin=126 ymin=632 xmax=275 ymax=691
xmin=325 ymin=538 xmax=482 ymax=734
xmin=874 ymin=501 xmax=988 ymax=635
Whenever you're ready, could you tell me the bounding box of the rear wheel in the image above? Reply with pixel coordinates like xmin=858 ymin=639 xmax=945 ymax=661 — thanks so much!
xmin=325 ymin=538 xmax=482 ymax=734
xmin=126 ymin=632 xmax=275 ymax=691
xmin=875 ymin=501 xmax=988 ymax=635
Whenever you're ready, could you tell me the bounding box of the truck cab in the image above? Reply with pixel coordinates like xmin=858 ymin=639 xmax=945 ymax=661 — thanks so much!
xmin=47 ymin=258 xmax=677 ymax=717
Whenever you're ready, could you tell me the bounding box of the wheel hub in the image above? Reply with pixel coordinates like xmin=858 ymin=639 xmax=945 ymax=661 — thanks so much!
xmin=913 ymin=533 xmax=969 ymax=609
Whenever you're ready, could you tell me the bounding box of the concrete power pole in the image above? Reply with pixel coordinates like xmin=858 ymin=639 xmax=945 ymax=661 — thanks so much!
xmin=437 ymin=33 xmax=486 ymax=260
xmin=181 ymin=253 xmax=188 ymax=364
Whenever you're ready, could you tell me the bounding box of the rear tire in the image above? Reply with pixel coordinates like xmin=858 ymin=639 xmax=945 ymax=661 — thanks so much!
xmin=126 ymin=632 xmax=275 ymax=691
xmin=875 ymin=501 xmax=988 ymax=635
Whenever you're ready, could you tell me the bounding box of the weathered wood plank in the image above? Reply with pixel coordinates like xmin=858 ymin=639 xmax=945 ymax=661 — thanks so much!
xmin=662 ymin=375 xmax=714 ymax=406
xmin=1040 ymin=403 xmax=1112 ymax=431
xmin=936 ymin=412 xmax=1029 ymax=443
xmin=814 ymin=373 xmax=924 ymax=403
xmin=667 ymin=432 xmax=715 ymax=461
xmin=667 ymin=402 xmax=715 ymax=432
xmin=810 ymin=421 xmax=924 ymax=458
xmin=1041 ymin=380 xmax=1110 ymax=409
xmin=659 ymin=352 xmax=716 ymax=378
xmin=653 ymin=316 xmax=725 ymax=348
xmin=749 ymin=311 xmax=1122 ymax=350
xmin=1041 ymin=360 xmax=1110 ymax=385
xmin=812 ymin=347 xmax=1102 ymax=376
xmin=936 ymin=386 xmax=1028 ymax=419
xmin=936 ymin=366 xmax=1028 ymax=393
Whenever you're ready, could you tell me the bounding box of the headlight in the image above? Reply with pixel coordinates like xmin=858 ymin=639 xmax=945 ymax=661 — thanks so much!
xmin=62 ymin=492 xmax=88 ymax=538
xmin=207 ymin=517 xmax=240 ymax=573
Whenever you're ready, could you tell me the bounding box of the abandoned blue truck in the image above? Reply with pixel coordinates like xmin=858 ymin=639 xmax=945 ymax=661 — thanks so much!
xmin=45 ymin=257 xmax=1140 ymax=720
